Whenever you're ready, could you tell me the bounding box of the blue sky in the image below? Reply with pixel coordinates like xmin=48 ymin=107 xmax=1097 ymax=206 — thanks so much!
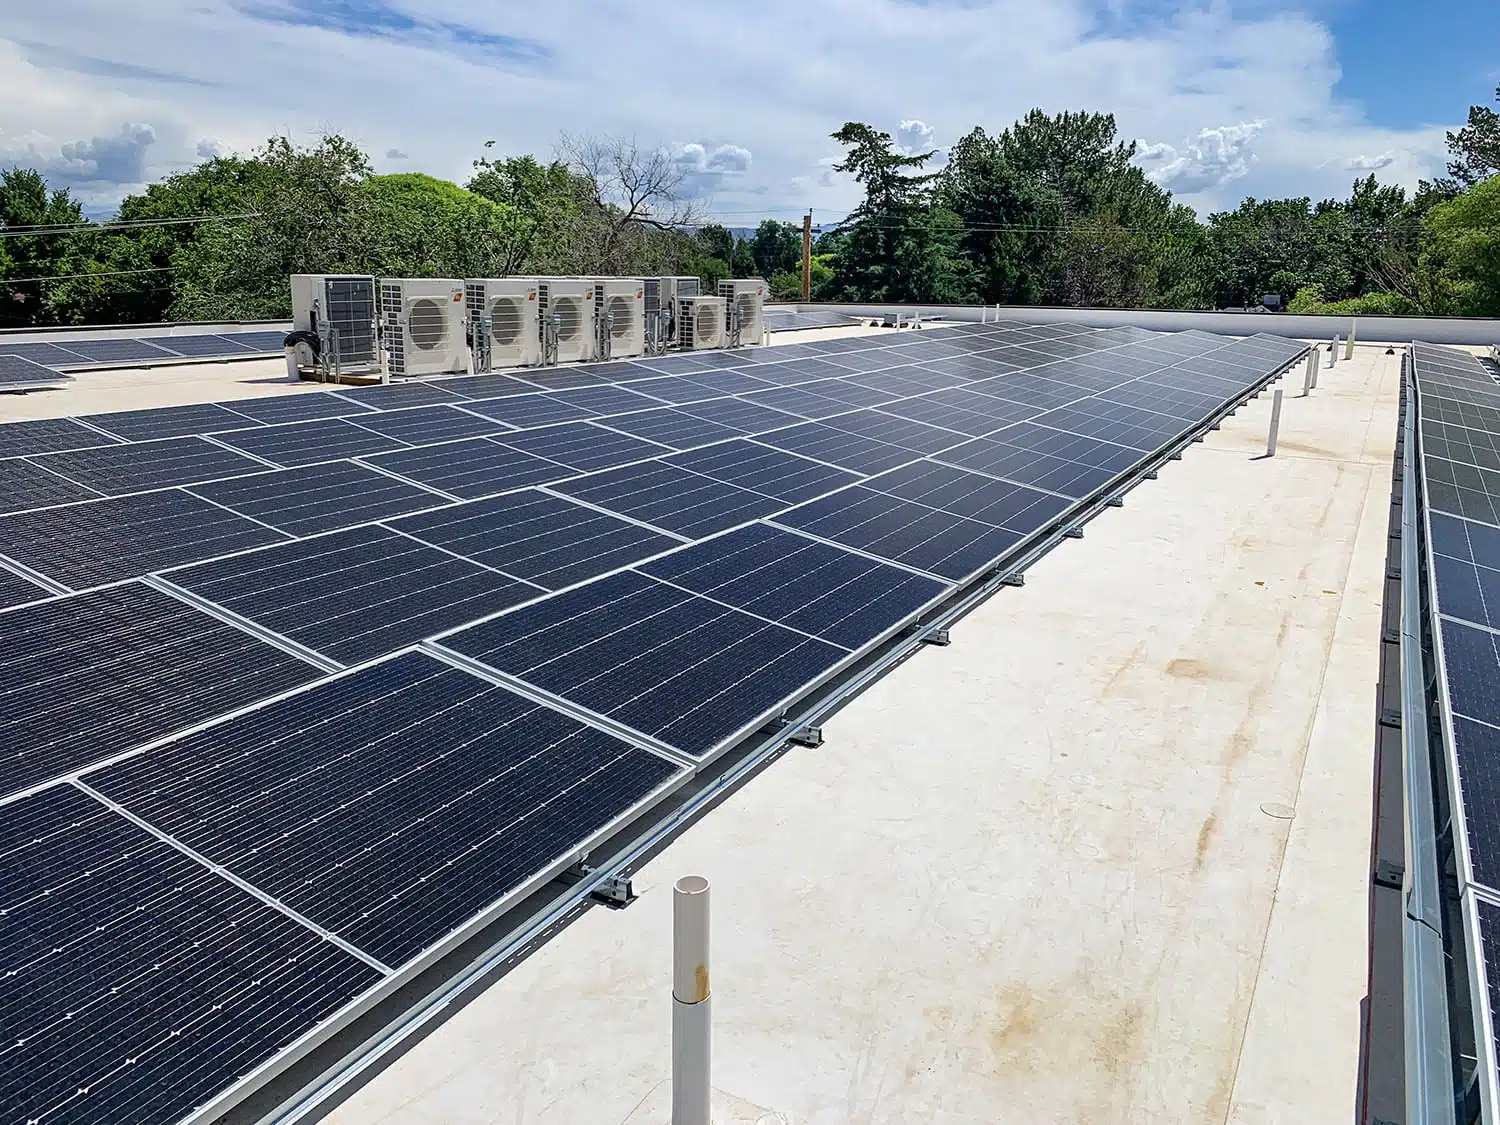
xmin=0 ymin=0 xmax=1491 ymax=222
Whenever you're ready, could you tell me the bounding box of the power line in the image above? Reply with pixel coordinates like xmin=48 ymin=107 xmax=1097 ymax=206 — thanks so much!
xmin=0 ymin=212 xmax=260 ymax=239
xmin=2 ymin=266 xmax=178 ymax=285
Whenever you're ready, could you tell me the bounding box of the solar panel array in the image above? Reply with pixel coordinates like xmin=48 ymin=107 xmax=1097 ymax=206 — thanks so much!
xmin=765 ymin=308 xmax=866 ymax=332
xmin=1410 ymin=342 xmax=1500 ymax=1095
xmin=0 ymin=328 xmax=288 ymax=371
xmin=0 ymin=319 xmax=1307 ymax=1125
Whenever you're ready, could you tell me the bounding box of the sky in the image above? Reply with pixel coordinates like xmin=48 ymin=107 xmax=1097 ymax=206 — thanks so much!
xmin=0 ymin=0 xmax=1495 ymax=223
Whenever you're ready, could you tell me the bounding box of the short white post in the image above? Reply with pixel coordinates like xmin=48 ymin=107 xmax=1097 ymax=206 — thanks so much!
xmin=1329 ymin=334 xmax=1339 ymax=368
xmin=1266 ymin=387 xmax=1284 ymax=457
xmin=1345 ymin=319 xmax=1356 ymax=359
xmin=1302 ymin=349 xmax=1316 ymax=395
xmin=980 ymin=305 xmax=988 ymax=324
xmin=672 ymin=875 xmax=711 ymax=1125
xmin=914 ymin=310 xmax=922 ymax=329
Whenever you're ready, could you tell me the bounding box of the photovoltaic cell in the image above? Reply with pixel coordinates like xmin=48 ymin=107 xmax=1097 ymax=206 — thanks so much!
xmin=164 ymin=524 xmax=535 ymax=665
xmin=0 ymin=457 xmax=99 ymax=514
xmin=0 ymin=582 xmax=318 ymax=798
xmin=1426 ymin=456 xmax=1500 ymax=527
xmin=54 ymin=338 xmax=177 ymax=364
xmin=664 ymin=440 xmax=860 ymax=504
xmin=0 ymin=566 xmax=48 ymax=610
xmin=440 ymin=571 xmax=847 ymax=759
xmin=216 ymin=393 xmax=373 ymax=426
xmin=0 ymin=352 xmax=72 ymax=388
xmin=771 ymin=486 xmax=1022 ymax=581
xmin=460 ymin=393 xmax=594 ymax=428
xmin=332 ymin=381 xmax=464 ymax=410
xmin=91 ymin=651 xmax=683 ymax=967
xmin=0 ymin=417 xmax=120 ymax=458
xmin=864 ymin=461 xmax=1072 ymax=535
xmin=1453 ymin=716 xmax=1500 ymax=890
xmin=79 ymin=402 xmax=267 ymax=442
xmin=188 ymin=460 xmax=445 ymax=537
xmin=491 ymin=421 xmax=670 ymax=473
xmin=362 ymin=437 xmax=571 ymax=500
xmin=0 ymin=785 xmax=380 ymax=1125
xmin=0 ymin=487 xmax=288 ymax=589
xmin=344 ymin=403 xmax=510 ymax=444
xmin=552 ymin=460 xmax=783 ymax=539
xmin=820 ymin=410 xmax=970 ymax=454
xmin=593 ymin=407 xmax=743 ymax=450
xmin=392 ymin=489 xmax=679 ymax=589
xmin=675 ymin=397 xmax=802 ymax=433
xmin=754 ymin=422 xmax=920 ymax=475
xmin=934 ymin=437 xmax=1119 ymax=499
xmin=1440 ymin=616 xmax=1500 ymax=727
xmin=148 ymin=332 xmax=261 ymax=357
xmin=212 ymin=417 xmax=407 ymax=467
xmin=30 ymin=435 xmax=268 ymax=494
xmin=641 ymin=522 xmax=950 ymax=648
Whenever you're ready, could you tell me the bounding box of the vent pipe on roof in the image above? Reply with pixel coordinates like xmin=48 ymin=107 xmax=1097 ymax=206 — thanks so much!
xmin=672 ymin=874 xmax=711 ymax=1125
xmin=1345 ymin=319 xmax=1357 ymax=360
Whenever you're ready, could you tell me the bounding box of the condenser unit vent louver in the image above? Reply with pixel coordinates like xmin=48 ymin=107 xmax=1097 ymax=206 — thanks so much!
xmin=536 ymin=279 xmax=596 ymax=364
xmin=465 ymin=278 xmax=542 ymax=369
xmin=677 ymin=295 xmax=726 ymax=350
xmin=380 ymin=278 xmax=468 ymax=378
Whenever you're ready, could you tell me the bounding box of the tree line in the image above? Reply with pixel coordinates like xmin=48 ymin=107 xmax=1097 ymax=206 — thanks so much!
xmin=1 ymin=89 xmax=1496 ymax=328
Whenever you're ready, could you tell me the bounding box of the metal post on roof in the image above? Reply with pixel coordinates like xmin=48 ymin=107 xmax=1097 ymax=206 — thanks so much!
xmin=1302 ymin=349 xmax=1316 ymax=395
xmin=1265 ymin=388 xmax=1284 ymax=457
xmin=672 ymin=875 xmax=711 ymax=1125
xmin=1345 ymin=319 xmax=1356 ymax=360
xmin=1330 ymin=334 xmax=1340 ymax=368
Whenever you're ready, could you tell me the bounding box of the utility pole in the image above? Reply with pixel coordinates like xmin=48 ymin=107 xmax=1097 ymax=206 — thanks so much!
xmin=801 ymin=212 xmax=812 ymax=303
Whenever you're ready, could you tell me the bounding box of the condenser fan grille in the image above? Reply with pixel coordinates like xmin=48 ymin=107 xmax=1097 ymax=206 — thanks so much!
xmin=607 ymin=295 xmax=634 ymax=339
xmin=407 ymin=297 xmax=448 ymax=350
xmin=695 ymin=304 xmax=719 ymax=342
xmin=489 ymin=296 xmax=523 ymax=346
xmin=553 ymin=297 xmax=583 ymax=342
xmin=736 ymin=293 xmax=757 ymax=326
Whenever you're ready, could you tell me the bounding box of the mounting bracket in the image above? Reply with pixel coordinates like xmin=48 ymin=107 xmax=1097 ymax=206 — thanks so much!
xmin=920 ymin=627 xmax=951 ymax=646
xmin=559 ymin=862 xmax=636 ymax=909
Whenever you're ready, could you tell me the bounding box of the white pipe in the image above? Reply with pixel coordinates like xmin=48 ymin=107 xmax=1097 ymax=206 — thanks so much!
xmin=1329 ymin=334 xmax=1339 ymax=368
xmin=1302 ymin=349 xmax=1316 ymax=395
xmin=1266 ymin=387 xmax=1284 ymax=457
xmin=1345 ymin=318 xmax=1356 ymax=359
xmin=672 ymin=875 xmax=711 ymax=1125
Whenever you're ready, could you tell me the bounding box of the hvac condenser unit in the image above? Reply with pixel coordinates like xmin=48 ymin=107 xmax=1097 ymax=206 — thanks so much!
xmin=587 ymin=278 xmax=646 ymax=359
xmin=644 ymin=276 xmax=700 ymax=346
xmin=677 ymin=295 xmax=726 ymax=350
xmin=289 ymin=274 xmax=378 ymax=372
xmin=379 ymin=279 xmax=469 ymax=378
xmin=537 ymin=278 xmax=597 ymax=365
xmin=717 ymin=278 xmax=767 ymax=345
xmin=465 ymin=278 xmax=541 ymax=370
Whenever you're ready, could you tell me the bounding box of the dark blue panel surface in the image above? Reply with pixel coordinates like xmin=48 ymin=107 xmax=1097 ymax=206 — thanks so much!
xmin=491 ymin=421 xmax=669 ymax=473
xmin=594 ymin=407 xmax=743 ymax=450
xmin=771 ymin=486 xmax=1022 ymax=581
xmin=935 ymin=437 xmax=1119 ymax=498
xmin=821 ymin=410 xmax=969 ymax=454
xmin=91 ymin=651 xmax=682 ymax=967
xmin=675 ymin=397 xmax=802 ymax=433
xmin=188 ymin=461 xmax=442 ymax=537
xmin=58 ymin=338 xmax=178 ymax=364
xmin=553 ymin=461 xmax=783 ymax=539
xmin=148 ymin=332 xmax=261 ymax=357
xmin=0 ymin=417 xmax=120 ymax=458
xmin=80 ymin=402 xmax=266 ymax=442
xmin=864 ymin=461 xmax=1072 ymax=535
xmin=332 ymin=381 xmax=464 ymax=409
xmin=1442 ymin=617 xmax=1500 ymax=727
xmin=31 ymin=435 xmax=267 ymax=494
xmin=754 ymin=421 xmax=920 ymax=474
xmin=345 ymin=404 xmax=509 ymax=444
xmin=213 ymin=417 xmax=406 ymax=467
xmin=0 ymin=583 xmax=317 ymax=797
xmin=393 ymin=490 xmax=678 ymax=589
xmin=0 ymin=785 xmax=380 ymax=1125
xmin=1454 ymin=716 xmax=1500 ymax=891
xmin=664 ymin=440 xmax=860 ymax=503
xmin=0 ymin=488 xmax=288 ymax=588
xmin=362 ymin=437 xmax=570 ymax=499
xmin=166 ymin=524 xmax=534 ymax=665
xmin=461 ymin=393 xmax=593 ymax=428
xmin=641 ymin=522 xmax=949 ymax=648
xmin=217 ymin=393 xmax=373 ymax=426
xmin=442 ymin=571 xmax=847 ymax=758
xmin=0 ymin=566 xmax=48 ymax=610
xmin=0 ymin=457 xmax=98 ymax=514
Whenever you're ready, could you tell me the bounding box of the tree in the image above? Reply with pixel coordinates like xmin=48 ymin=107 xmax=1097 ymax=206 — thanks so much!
xmin=465 ymin=148 xmax=590 ymax=273
xmin=0 ymin=169 xmax=97 ymax=328
xmin=354 ymin=173 xmax=525 ymax=278
xmin=1419 ymin=175 xmax=1500 ymax=315
xmin=1447 ymin=86 xmax=1500 ymax=188
xmin=749 ymin=220 xmax=802 ymax=280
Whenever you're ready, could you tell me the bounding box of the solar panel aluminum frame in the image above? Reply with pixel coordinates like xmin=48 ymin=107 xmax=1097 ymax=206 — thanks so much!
xmin=1410 ymin=348 xmax=1500 ymax=1124
xmin=217 ymin=332 xmax=1303 ymax=1125
xmin=82 ymin=645 xmax=691 ymax=1125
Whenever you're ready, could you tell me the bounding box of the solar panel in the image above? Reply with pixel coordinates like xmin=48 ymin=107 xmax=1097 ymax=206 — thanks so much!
xmin=0 ymin=488 xmax=288 ymax=589
xmin=148 ymin=332 xmax=261 ymax=357
xmin=550 ymin=384 xmax=667 ymax=416
xmin=739 ymin=385 xmax=862 ymax=421
xmin=551 ymin=460 xmax=783 ymax=540
xmin=28 ymin=435 xmax=268 ymax=494
xmin=79 ymin=402 xmax=267 ymax=442
xmin=770 ymin=486 xmax=1021 ymax=581
xmin=641 ymin=522 xmax=950 ymax=649
xmin=592 ymin=407 xmax=744 ymax=450
xmin=461 ymin=393 xmax=595 ymax=428
xmin=875 ymin=393 xmax=1026 ymax=437
xmin=0 ymin=352 xmax=72 ymax=389
xmin=670 ymin=368 xmax=778 ymax=396
xmin=438 ymin=571 xmax=847 ymax=760
xmin=187 ymin=460 xmax=445 ymax=537
xmin=392 ymin=489 xmax=679 ymax=590
xmin=332 ymin=381 xmax=465 ymax=409
xmin=0 ymin=457 xmax=99 ymax=514
xmin=0 ymin=582 xmax=318 ymax=798
xmin=0 ymin=417 xmax=120 ymax=458
xmin=343 ymin=403 xmax=510 ymax=444
xmin=437 ymin=372 xmax=540 ymax=399
xmin=663 ymin=440 xmax=860 ymax=503
xmin=1453 ymin=716 xmax=1500 ymax=889
xmin=754 ymin=422 xmax=920 ymax=475
xmin=746 ymin=358 xmax=854 ymax=386
xmin=622 ymin=375 xmax=728 ymax=405
xmin=1426 ymin=456 xmax=1500 ymax=526
xmin=217 ymin=392 xmax=373 ymax=425
xmin=864 ymin=460 xmax=1072 ymax=536
xmin=361 ymin=438 xmax=570 ymax=500
xmin=0 ymin=340 xmax=89 ymax=366
xmin=516 ymin=367 xmax=616 ymax=390
xmin=934 ymin=435 xmax=1120 ymax=498
xmin=0 ymin=785 xmax=381 ymax=1125
xmin=57 ymin=337 xmax=179 ymax=364
xmin=0 ymin=565 xmax=48 ymax=610
xmin=212 ymin=417 xmax=408 ymax=468
xmin=89 ymin=650 xmax=684 ymax=967
xmin=675 ymin=397 xmax=803 ymax=433
xmin=163 ymin=524 xmax=536 ymax=665
xmin=217 ymin=329 xmax=291 ymax=351
xmin=1440 ymin=617 xmax=1500 ymax=726
xmin=491 ymin=421 xmax=670 ymax=473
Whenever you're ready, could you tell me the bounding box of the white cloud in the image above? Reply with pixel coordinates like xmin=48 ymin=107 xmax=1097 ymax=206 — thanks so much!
xmin=1345 ymin=151 xmax=1395 ymax=171
xmin=896 ymin=119 xmax=936 ymax=155
xmin=386 ymin=147 xmax=409 ymax=160
xmin=196 ymin=138 xmax=228 ymax=159
xmin=0 ymin=121 xmax=156 ymax=187
xmin=1137 ymin=120 xmax=1265 ymax=195
xmin=0 ymin=1 xmax=1461 ymax=216
xmin=673 ymin=141 xmax=752 ymax=196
